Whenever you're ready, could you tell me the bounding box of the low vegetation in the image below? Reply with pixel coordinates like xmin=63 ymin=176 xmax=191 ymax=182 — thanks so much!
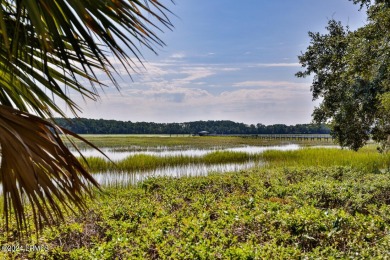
xmin=2 ymin=166 xmax=390 ymax=258
xmin=1 ymin=141 xmax=390 ymax=259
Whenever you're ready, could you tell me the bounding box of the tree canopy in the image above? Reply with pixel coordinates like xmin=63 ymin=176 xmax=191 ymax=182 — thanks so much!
xmin=297 ymin=1 xmax=390 ymax=151
xmin=54 ymin=118 xmax=331 ymax=135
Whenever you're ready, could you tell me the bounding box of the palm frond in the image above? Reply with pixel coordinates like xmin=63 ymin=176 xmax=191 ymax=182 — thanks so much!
xmin=0 ymin=0 xmax=173 ymax=117
xmin=0 ymin=105 xmax=103 ymax=232
xmin=0 ymin=0 xmax=173 ymax=233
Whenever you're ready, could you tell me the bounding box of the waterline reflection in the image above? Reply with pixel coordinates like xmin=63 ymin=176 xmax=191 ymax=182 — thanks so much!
xmin=0 ymin=162 xmax=258 ymax=194
xmin=72 ymin=144 xmax=302 ymax=161
xmin=93 ymin=161 xmax=258 ymax=187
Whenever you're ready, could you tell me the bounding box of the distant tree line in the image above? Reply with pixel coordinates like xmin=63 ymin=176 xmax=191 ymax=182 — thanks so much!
xmin=54 ymin=118 xmax=331 ymax=135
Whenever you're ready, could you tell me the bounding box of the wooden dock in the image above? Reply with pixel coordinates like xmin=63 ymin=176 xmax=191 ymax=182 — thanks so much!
xmin=239 ymin=134 xmax=334 ymax=141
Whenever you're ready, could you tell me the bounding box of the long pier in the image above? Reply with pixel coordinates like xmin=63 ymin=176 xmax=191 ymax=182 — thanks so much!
xmin=187 ymin=133 xmax=335 ymax=141
xmin=238 ymin=134 xmax=334 ymax=141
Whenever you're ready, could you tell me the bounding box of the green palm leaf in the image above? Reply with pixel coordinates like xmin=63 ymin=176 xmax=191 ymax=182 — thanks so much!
xmin=0 ymin=0 xmax=173 ymax=233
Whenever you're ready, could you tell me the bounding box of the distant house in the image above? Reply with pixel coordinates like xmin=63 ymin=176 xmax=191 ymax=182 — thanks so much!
xmin=198 ymin=131 xmax=210 ymax=136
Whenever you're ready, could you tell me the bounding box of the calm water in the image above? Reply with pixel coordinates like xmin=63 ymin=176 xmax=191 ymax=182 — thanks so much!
xmin=78 ymin=144 xmax=300 ymax=187
xmin=0 ymin=162 xmax=258 ymax=194
xmin=93 ymin=161 xmax=259 ymax=187
xmin=71 ymin=144 xmax=301 ymax=161
xmin=0 ymin=144 xmax=339 ymax=192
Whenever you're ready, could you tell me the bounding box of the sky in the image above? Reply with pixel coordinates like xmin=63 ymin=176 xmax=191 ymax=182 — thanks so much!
xmin=65 ymin=0 xmax=368 ymax=125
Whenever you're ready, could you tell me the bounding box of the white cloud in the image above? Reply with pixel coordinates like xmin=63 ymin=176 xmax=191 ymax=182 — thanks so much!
xmin=65 ymin=56 xmax=315 ymax=124
xmin=170 ymin=52 xmax=186 ymax=59
xmin=220 ymin=68 xmax=241 ymax=72
xmin=254 ymin=63 xmax=301 ymax=67
xmin=127 ymin=63 xmax=241 ymax=90
xmin=120 ymin=85 xmax=211 ymax=103
xmin=72 ymin=84 xmax=315 ymax=124
xmin=233 ymin=80 xmax=309 ymax=89
xmin=178 ymin=67 xmax=216 ymax=82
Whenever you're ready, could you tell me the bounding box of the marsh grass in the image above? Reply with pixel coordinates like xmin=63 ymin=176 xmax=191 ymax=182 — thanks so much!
xmin=82 ymin=151 xmax=257 ymax=172
xmin=82 ymin=144 xmax=390 ymax=173
xmin=65 ymin=135 xmax=335 ymax=149
xmin=262 ymin=146 xmax=390 ymax=172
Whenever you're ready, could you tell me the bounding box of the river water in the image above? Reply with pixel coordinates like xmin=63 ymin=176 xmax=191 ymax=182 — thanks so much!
xmin=93 ymin=162 xmax=260 ymax=187
xmin=71 ymin=144 xmax=301 ymax=161
xmin=83 ymin=144 xmax=300 ymax=186
xmin=0 ymin=144 xmax=338 ymax=192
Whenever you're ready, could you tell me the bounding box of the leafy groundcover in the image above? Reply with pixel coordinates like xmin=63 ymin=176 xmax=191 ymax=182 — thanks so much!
xmin=1 ymin=166 xmax=390 ymax=259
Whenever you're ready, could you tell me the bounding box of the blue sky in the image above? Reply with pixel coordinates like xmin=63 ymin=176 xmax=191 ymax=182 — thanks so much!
xmin=68 ymin=0 xmax=367 ymax=125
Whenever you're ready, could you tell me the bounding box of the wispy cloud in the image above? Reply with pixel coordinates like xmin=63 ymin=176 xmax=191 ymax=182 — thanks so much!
xmin=220 ymin=68 xmax=241 ymax=72
xmin=121 ymin=85 xmax=211 ymax=103
xmin=69 ymin=55 xmax=311 ymax=124
xmin=253 ymin=63 xmax=301 ymax=67
xmin=178 ymin=67 xmax=216 ymax=82
xmin=233 ymin=80 xmax=309 ymax=89
xmin=126 ymin=62 xmax=241 ymax=90
xmin=73 ymin=86 xmax=314 ymax=124
xmin=170 ymin=52 xmax=186 ymax=59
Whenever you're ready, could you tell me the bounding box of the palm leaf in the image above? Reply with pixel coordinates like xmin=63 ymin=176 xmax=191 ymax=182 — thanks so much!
xmin=0 ymin=0 xmax=173 ymax=117
xmin=0 ymin=105 xmax=105 ymax=233
xmin=0 ymin=0 xmax=174 ymax=233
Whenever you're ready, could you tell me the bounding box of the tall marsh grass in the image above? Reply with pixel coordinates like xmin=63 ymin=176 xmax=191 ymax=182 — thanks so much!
xmin=262 ymin=147 xmax=390 ymax=172
xmin=81 ymin=151 xmax=255 ymax=172
xmin=83 ymin=146 xmax=390 ymax=173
